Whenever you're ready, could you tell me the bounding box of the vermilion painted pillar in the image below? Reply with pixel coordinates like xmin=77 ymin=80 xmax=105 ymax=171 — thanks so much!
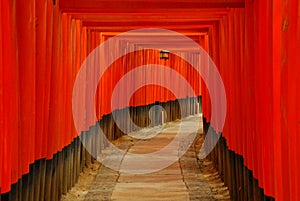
xmin=1 ymin=0 xmax=19 ymax=193
xmin=16 ymin=0 xmax=36 ymax=174
xmin=35 ymin=0 xmax=48 ymax=161
xmin=47 ymin=1 xmax=63 ymax=158
xmin=44 ymin=0 xmax=53 ymax=159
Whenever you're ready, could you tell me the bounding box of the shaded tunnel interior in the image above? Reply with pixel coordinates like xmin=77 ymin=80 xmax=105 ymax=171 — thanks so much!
xmin=0 ymin=0 xmax=300 ymax=201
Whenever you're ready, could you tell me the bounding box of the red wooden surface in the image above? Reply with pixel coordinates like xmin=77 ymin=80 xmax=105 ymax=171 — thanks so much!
xmin=1 ymin=0 xmax=300 ymax=200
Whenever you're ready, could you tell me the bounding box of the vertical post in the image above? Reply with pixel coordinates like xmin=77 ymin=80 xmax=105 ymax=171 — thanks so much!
xmin=161 ymin=110 xmax=166 ymax=125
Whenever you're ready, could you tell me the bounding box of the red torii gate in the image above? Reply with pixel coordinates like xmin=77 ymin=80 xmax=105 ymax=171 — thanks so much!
xmin=0 ymin=0 xmax=299 ymax=200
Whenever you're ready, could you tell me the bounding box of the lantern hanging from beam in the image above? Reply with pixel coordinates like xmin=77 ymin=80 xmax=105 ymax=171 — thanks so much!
xmin=159 ymin=50 xmax=170 ymax=60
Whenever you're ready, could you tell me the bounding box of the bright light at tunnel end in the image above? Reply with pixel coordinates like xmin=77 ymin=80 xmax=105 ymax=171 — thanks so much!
xmin=72 ymin=28 xmax=227 ymax=174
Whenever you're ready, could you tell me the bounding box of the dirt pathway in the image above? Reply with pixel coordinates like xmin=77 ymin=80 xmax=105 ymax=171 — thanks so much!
xmin=61 ymin=116 xmax=230 ymax=201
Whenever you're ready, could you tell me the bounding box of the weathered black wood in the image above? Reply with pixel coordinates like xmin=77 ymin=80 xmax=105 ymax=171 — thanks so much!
xmin=217 ymin=139 xmax=223 ymax=178
xmin=10 ymin=183 xmax=18 ymax=201
xmin=85 ymin=132 xmax=92 ymax=167
xmin=44 ymin=159 xmax=52 ymax=201
xmin=1 ymin=191 xmax=8 ymax=201
xmin=57 ymin=151 xmax=63 ymax=200
xmin=238 ymin=157 xmax=244 ymax=201
xmin=28 ymin=164 xmax=34 ymax=201
xmin=38 ymin=159 xmax=46 ymax=201
xmin=243 ymin=166 xmax=248 ymax=201
xmin=33 ymin=161 xmax=41 ymax=201
xmin=222 ymin=138 xmax=227 ymax=186
xmin=62 ymin=148 xmax=68 ymax=195
xmin=50 ymin=154 xmax=57 ymax=201
xmin=226 ymin=145 xmax=232 ymax=198
xmin=22 ymin=174 xmax=29 ymax=201
xmin=76 ymin=138 xmax=81 ymax=181
xmin=235 ymin=155 xmax=241 ymax=200
xmin=205 ymin=135 xmax=276 ymax=201
xmin=71 ymin=141 xmax=75 ymax=187
xmin=80 ymin=133 xmax=86 ymax=172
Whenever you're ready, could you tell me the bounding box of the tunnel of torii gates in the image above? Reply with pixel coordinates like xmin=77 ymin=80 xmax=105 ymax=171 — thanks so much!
xmin=0 ymin=0 xmax=300 ymax=201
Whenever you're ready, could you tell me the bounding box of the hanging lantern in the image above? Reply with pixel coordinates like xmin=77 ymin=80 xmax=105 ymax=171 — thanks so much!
xmin=159 ymin=50 xmax=169 ymax=60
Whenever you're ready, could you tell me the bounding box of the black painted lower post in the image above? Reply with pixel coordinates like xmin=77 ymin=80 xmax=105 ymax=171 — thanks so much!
xmin=202 ymin=119 xmax=276 ymax=201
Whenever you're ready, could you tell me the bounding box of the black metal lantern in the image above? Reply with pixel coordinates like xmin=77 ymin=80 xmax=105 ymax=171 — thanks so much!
xmin=159 ymin=50 xmax=169 ymax=60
